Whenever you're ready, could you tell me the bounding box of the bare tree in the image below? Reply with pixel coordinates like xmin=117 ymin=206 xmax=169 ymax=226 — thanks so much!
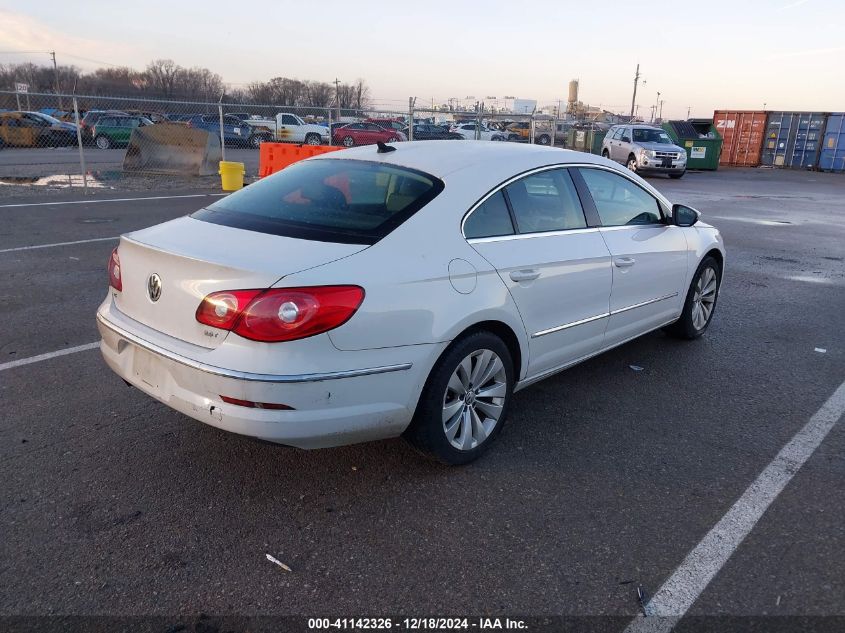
xmin=143 ymin=59 xmax=181 ymax=98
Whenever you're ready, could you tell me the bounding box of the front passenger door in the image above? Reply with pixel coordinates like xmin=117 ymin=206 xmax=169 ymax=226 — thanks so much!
xmin=576 ymin=167 xmax=688 ymax=346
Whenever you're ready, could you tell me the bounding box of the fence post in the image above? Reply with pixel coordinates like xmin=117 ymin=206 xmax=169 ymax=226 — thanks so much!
xmin=551 ymin=117 xmax=557 ymax=148
xmin=408 ymin=97 xmax=415 ymax=141
xmin=529 ymin=112 xmax=536 ymax=145
xmin=72 ymin=95 xmax=89 ymax=195
xmin=327 ymin=108 xmax=333 ymax=146
xmin=217 ymin=97 xmax=226 ymax=162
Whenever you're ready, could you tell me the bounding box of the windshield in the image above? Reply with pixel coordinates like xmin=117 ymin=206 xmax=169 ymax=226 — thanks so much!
xmin=632 ymin=128 xmax=672 ymax=144
xmin=32 ymin=113 xmax=63 ymax=125
xmin=193 ymin=159 xmax=444 ymax=245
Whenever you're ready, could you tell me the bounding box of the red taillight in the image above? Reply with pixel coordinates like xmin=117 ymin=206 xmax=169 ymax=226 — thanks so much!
xmin=196 ymin=286 xmax=364 ymax=343
xmin=108 ymin=247 xmax=122 ymax=291
xmin=195 ymin=289 xmax=262 ymax=329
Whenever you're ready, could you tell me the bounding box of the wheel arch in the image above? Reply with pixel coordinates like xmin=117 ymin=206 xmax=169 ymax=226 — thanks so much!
xmin=447 ymin=319 xmax=524 ymax=380
xmin=704 ymin=247 xmax=724 ymax=273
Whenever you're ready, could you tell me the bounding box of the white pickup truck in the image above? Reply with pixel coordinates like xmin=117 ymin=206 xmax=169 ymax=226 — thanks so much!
xmin=238 ymin=112 xmax=330 ymax=145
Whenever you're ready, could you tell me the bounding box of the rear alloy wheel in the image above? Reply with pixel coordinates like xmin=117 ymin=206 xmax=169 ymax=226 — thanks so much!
xmin=249 ymin=134 xmax=266 ymax=148
xmin=404 ymin=331 xmax=514 ymax=465
xmin=664 ymin=256 xmax=721 ymax=340
xmin=626 ymin=154 xmax=638 ymax=172
xmin=95 ymin=135 xmax=111 ymax=150
xmin=342 ymin=135 xmax=355 ymax=147
xmin=536 ymin=134 xmax=550 ymax=145
xmin=305 ymin=133 xmax=321 ymax=145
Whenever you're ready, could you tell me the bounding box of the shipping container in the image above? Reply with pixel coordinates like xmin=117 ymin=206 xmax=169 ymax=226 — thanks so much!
xmin=818 ymin=113 xmax=845 ymax=172
xmin=713 ymin=110 xmax=767 ymax=166
xmin=761 ymin=112 xmax=827 ymax=169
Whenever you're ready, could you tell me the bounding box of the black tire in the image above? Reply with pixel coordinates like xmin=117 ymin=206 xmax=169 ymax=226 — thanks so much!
xmin=305 ymin=133 xmax=321 ymax=145
xmin=248 ymin=134 xmax=265 ymax=149
xmin=663 ymin=255 xmax=721 ymax=340
xmin=342 ymin=135 xmax=355 ymax=147
xmin=404 ymin=331 xmax=515 ymax=465
xmin=536 ymin=134 xmax=551 ymax=145
xmin=626 ymin=154 xmax=638 ymax=172
xmin=669 ymin=171 xmax=686 ymax=179
xmin=601 ymin=149 xmax=610 ymax=158
xmin=95 ymin=135 xmax=111 ymax=150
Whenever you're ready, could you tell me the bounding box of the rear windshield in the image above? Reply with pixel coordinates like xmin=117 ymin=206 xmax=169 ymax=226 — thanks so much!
xmin=193 ymin=159 xmax=444 ymax=245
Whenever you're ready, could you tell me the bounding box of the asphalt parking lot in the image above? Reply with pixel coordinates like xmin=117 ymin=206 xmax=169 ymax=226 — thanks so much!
xmin=1 ymin=168 xmax=843 ymax=631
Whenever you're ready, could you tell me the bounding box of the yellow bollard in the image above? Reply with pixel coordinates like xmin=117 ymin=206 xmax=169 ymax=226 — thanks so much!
xmin=219 ymin=161 xmax=245 ymax=191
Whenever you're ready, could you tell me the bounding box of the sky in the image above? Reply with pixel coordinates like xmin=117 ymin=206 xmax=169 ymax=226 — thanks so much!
xmin=1 ymin=0 xmax=844 ymax=119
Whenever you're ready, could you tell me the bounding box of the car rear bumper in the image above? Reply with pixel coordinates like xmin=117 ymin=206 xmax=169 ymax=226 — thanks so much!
xmin=96 ymin=301 xmax=442 ymax=449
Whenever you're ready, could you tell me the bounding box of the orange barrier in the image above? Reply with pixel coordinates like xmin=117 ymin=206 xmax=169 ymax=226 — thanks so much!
xmin=258 ymin=143 xmax=344 ymax=178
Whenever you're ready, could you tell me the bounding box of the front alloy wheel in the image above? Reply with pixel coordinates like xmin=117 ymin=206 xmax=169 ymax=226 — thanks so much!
xmin=626 ymin=155 xmax=638 ymax=172
xmin=692 ymin=266 xmax=718 ymax=331
xmin=664 ymin=255 xmax=721 ymax=339
xmin=342 ymin=135 xmax=355 ymax=147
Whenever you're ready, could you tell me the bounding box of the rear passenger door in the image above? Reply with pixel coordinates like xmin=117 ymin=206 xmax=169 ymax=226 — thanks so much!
xmin=465 ymin=167 xmax=613 ymax=378
xmin=575 ymin=167 xmax=688 ymax=347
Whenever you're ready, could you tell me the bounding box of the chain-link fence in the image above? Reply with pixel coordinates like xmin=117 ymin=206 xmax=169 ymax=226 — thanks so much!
xmin=0 ymin=90 xmax=615 ymax=195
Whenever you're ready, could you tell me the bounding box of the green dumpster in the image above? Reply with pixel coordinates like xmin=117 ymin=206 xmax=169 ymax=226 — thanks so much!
xmin=662 ymin=119 xmax=722 ymax=170
xmin=566 ymin=128 xmax=606 ymax=155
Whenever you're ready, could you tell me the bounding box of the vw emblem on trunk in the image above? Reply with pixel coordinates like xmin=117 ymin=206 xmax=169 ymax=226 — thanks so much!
xmin=147 ymin=273 xmax=162 ymax=302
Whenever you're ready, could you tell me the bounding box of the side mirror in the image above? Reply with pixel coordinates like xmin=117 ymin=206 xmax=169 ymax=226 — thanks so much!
xmin=622 ymin=136 xmax=631 ymax=143
xmin=672 ymin=204 xmax=700 ymax=227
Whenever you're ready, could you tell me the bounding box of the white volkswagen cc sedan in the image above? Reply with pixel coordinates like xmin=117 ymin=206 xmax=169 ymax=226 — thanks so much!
xmin=97 ymin=142 xmax=724 ymax=464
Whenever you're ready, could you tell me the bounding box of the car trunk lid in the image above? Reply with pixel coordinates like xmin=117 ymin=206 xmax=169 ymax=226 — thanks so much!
xmin=114 ymin=216 xmax=366 ymax=348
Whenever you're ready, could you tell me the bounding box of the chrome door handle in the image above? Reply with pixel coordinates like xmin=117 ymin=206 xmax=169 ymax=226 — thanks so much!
xmin=614 ymin=257 xmax=636 ymax=268
xmin=510 ymin=269 xmax=540 ymax=282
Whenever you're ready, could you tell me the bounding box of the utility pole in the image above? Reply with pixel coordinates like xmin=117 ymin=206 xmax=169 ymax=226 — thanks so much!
xmin=334 ymin=78 xmax=341 ymax=122
xmin=658 ymin=100 xmax=664 ymax=122
xmin=629 ymin=63 xmax=640 ymax=118
xmin=652 ymin=91 xmax=661 ymax=122
xmin=687 ymin=105 xmax=691 ymax=119
xmin=50 ymin=51 xmax=63 ymax=110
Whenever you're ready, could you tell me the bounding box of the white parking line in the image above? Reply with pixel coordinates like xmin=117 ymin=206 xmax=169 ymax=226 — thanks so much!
xmin=0 ymin=236 xmax=118 ymax=253
xmin=0 ymin=342 xmax=100 ymax=372
xmin=624 ymin=378 xmax=845 ymax=633
xmin=0 ymin=193 xmax=227 ymax=209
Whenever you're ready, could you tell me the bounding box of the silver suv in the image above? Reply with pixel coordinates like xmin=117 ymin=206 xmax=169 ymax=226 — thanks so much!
xmin=601 ymin=124 xmax=687 ymax=178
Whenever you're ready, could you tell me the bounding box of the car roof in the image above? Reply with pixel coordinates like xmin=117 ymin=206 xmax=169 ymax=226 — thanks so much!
xmin=309 ymin=140 xmax=607 ymax=180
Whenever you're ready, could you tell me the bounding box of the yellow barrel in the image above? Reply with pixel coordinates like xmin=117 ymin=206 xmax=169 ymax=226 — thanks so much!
xmin=218 ymin=161 xmax=245 ymax=191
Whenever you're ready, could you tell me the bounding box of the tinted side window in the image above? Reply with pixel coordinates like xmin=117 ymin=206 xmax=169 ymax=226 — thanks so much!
xmin=578 ymin=168 xmax=662 ymax=226
xmin=464 ymin=190 xmax=514 ymax=239
xmin=505 ymin=169 xmax=587 ymax=233
xmin=281 ymin=115 xmax=298 ymax=125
